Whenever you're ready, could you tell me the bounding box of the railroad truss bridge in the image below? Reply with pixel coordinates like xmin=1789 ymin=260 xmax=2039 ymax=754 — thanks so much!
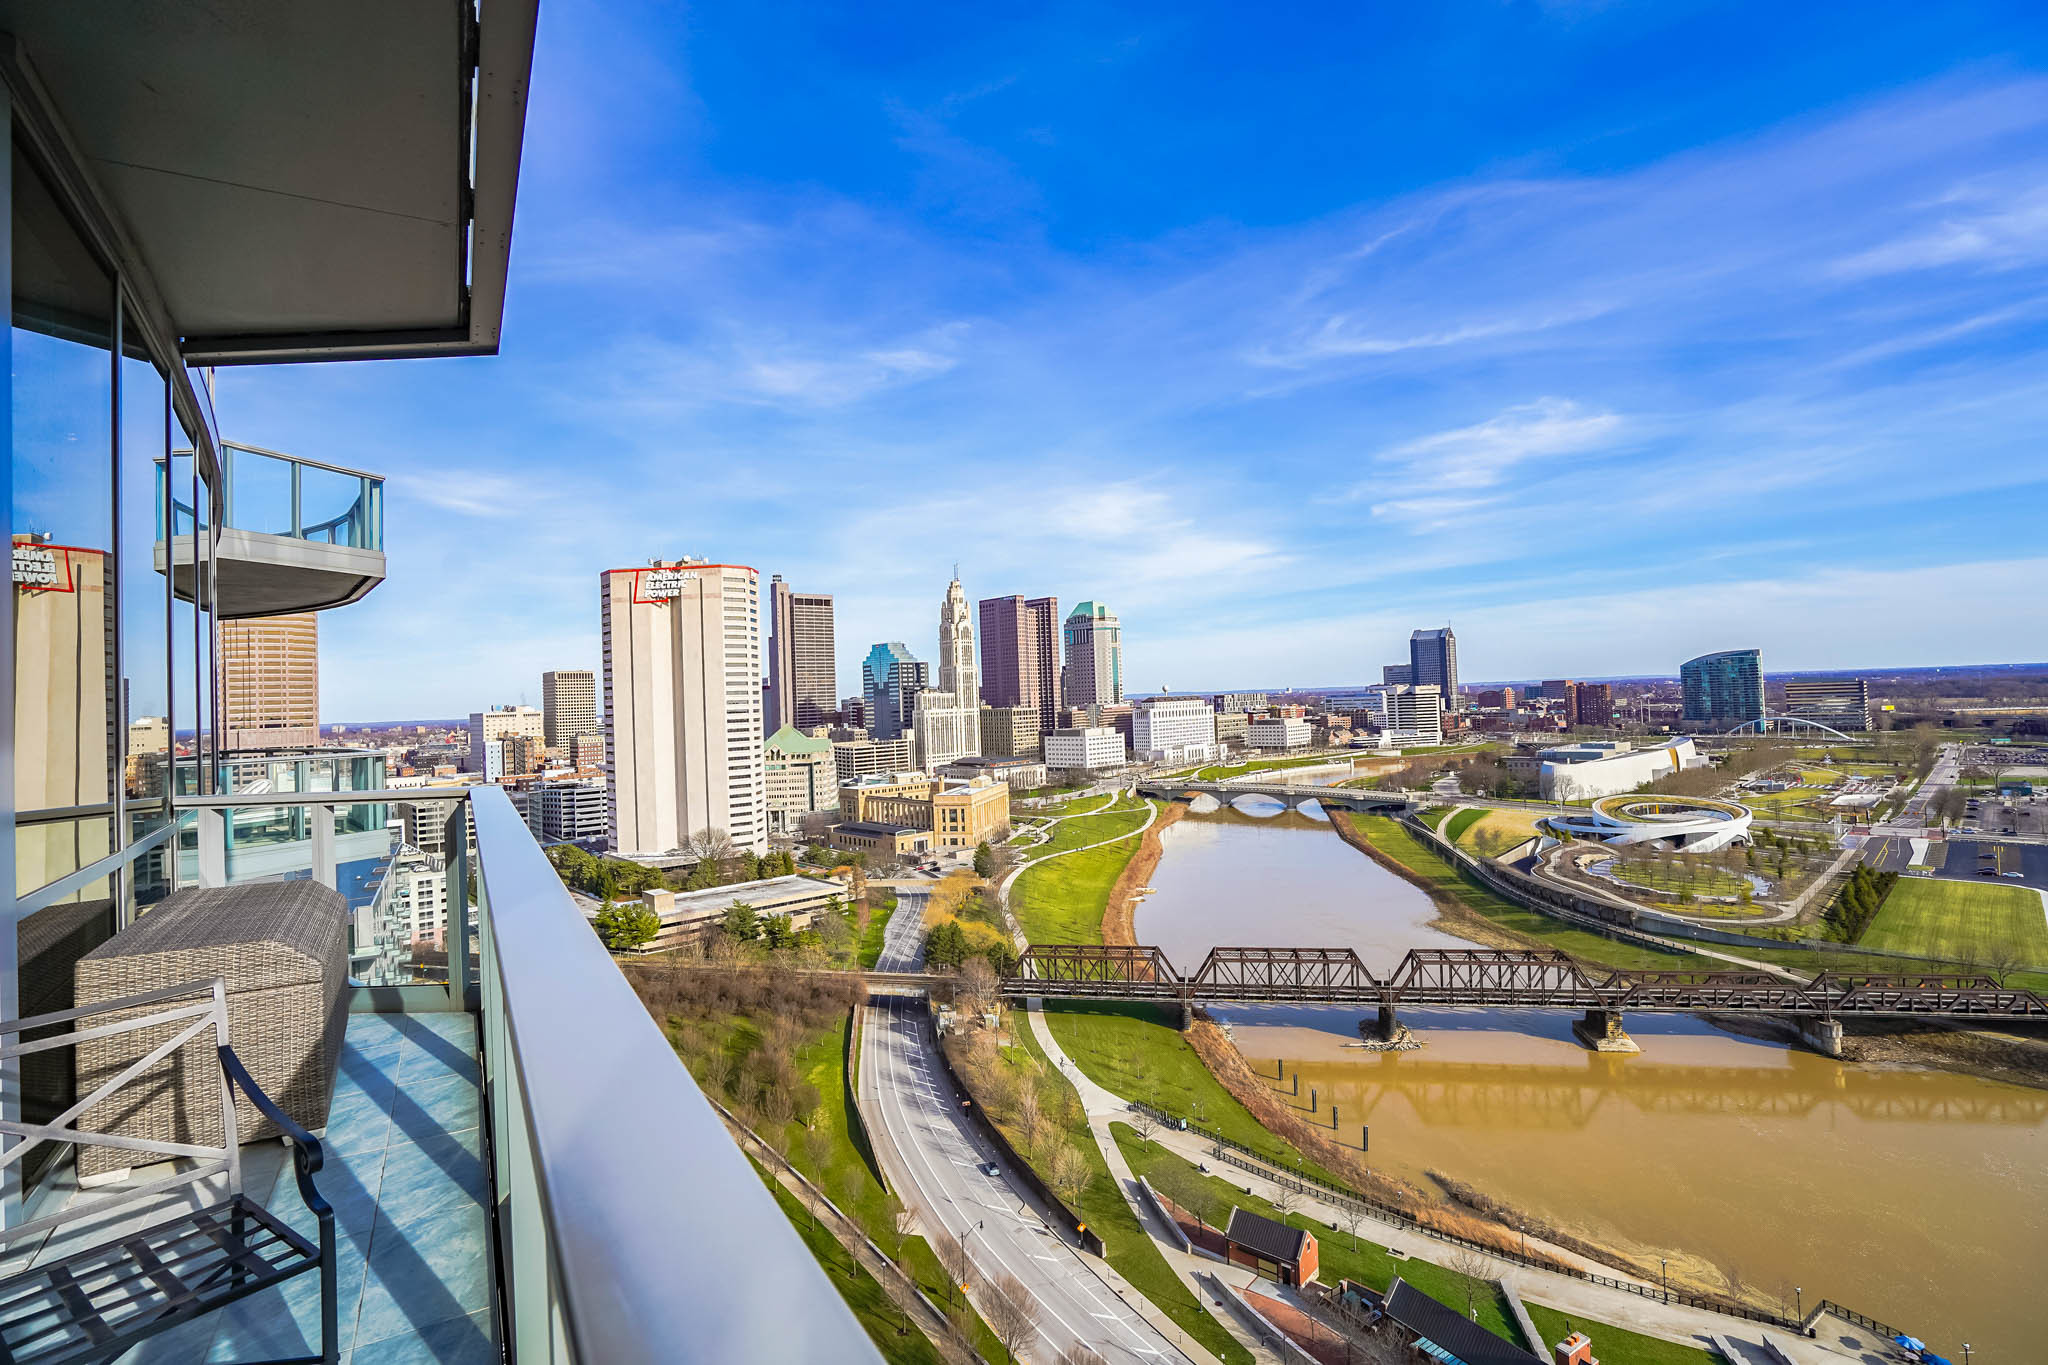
xmin=1003 ymin=946 xmax=2048 ymax=1056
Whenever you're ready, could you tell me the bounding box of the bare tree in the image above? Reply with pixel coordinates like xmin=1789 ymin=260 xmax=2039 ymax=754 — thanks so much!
xmin=1061 ymin=1342 xmax=1108 ymax=1365
xmin=958 ymin=955 xmax=1000 ymax=1020
xmin=981 ymin=1272 xmax=1041 ymax=1364
xmin=1130 ymin=1105 xmax=1160 ymax=1145
xmin=931 ymin=1229 xmax=974 ymax=1305
xmin=1982 ymin=939 xmax=2028 ymax=988
xmin=1447 ymin=1247 xmax=1496 ymax=1320
xmin=1270 ymin=1181 xmax=1301 ymax=1225
xmin=1048 ymin=1140 xmax=1094 ymax=1205
xmin=688 ymin=826 xmax=738 ymax=865
xmin=1343 ymin=1207 xmax=1367 ymax=1253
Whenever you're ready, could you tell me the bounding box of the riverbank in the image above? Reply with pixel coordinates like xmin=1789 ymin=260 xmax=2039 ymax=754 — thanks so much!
xmin=1101 ymin=799 xmax=1186 ymax=945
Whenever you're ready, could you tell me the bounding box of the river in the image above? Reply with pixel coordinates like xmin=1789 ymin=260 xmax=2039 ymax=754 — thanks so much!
xmin=1132 ymin=809 xmax=2048 ymax=1360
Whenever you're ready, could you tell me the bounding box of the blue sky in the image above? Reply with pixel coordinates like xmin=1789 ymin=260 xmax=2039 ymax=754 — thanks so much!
xmin=217 ymin=0 xmax=2048 ymax=719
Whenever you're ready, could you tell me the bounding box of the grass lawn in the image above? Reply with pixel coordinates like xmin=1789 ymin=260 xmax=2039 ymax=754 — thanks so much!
xmin=1037 ymin=1001 xmax=1350 ymax=1185
xmin=1192 ymin=755 xmax=1355 ymax=782
xmin=1020 ymin=796 xmax=1152 ymax=863
xmin=1347 ymin=816 xmax=1709 ymax=972
xmin=756 ymin=1164 xmax=944 ymax=1365
xmin=1011 ymin=816 xmax=1152 ymax=944
xmin=1606 ymin=860 xmax=1752 ymax=899
xmin=858 ymin=895 xmax=900 ymax=970
xmin=1417 ymin=807 xmax=1452 ymax=830
xmin=1860 ymin=877 xmax=2048 ymax=963
xmin=1524 ymin=1301 xmax=1717 ymax=1365
xmin=1453 ymin=809 xmax=1544 ymax=854
xmin=1006 ymin=1018 xmax=1252 ymax=1363
xmin=1444 ymin=808 xmax=1487 ymax=844
xmin=1111 ymin=1127 xmax=1519 ymax=1345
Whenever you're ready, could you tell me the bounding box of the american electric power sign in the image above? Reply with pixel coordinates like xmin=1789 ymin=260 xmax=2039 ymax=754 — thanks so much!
xmin=631 ymin=567 xmax=699 ymax=603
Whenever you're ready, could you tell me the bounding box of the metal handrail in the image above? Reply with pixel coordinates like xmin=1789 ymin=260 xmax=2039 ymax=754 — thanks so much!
xmin=466 ymin=786 xmax=876 ymax=1362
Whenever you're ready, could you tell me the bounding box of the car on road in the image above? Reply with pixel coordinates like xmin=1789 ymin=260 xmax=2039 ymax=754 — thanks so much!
xmin=2004 ymin=871 xmax=2026 ymax=879
xmin=979 ymin=1161 xmax=1000 ymax=1177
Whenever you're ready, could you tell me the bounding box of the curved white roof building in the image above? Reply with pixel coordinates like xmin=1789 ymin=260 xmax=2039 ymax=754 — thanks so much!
xmin=1544 ymin=794 xmax=1753 ymax=852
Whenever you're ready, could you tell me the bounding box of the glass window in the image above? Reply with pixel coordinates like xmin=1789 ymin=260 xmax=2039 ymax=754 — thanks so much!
xmin=12 ymin=140 xmax=116 ymax=902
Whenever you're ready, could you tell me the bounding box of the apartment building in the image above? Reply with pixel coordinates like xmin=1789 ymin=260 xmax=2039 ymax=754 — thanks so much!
xmin=1681 ymin=649 xmax=1765 ymax=730
xmin=1575 ymin=682 xmax=1614 ymax=729
xmin=1213 ymin=691 xmax=1268 ymax=714
xmin=466 ymin=706 xmax=543 ymax=775
xmin=601 ymin=560 xmax=768 ymax=857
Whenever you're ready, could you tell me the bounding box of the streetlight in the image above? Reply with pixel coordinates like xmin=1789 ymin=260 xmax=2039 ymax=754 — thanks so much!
xmin=1660 ymin=1257 xmax=1669 ymax=1304
xmin=1962 ymin=1344 xmax=1971 ymax=1365
xmin=1794 ymin=1285 xmax=1802 ymax=1321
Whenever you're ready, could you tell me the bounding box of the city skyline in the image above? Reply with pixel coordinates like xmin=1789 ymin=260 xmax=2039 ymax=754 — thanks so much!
xmin=204 ymin=1 xmax=2048 ymax=717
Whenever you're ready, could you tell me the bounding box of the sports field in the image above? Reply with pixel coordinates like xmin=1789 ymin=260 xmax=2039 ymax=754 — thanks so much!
xmin=1860 ymin=877 xmax=2048 ymax=964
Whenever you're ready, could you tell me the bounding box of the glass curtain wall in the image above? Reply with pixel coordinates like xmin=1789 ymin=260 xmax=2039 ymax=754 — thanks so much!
xmin=7 ymin=116 xmax=208 ymax=1200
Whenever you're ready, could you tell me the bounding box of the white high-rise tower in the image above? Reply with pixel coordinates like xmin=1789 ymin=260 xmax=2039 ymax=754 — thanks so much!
xmin=915 ymin=574 xmax=981 ymax=767
xmin=601 ymin=558 xmax=768 ymax=856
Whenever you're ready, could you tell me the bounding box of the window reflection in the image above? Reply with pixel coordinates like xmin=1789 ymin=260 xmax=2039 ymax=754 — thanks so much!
xmin=11 ymin=140 xmax=116 ymax=901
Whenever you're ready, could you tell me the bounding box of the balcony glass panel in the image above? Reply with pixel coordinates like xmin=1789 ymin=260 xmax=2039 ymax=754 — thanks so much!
xmin=224 ymin=445 xmax=296 ymax=538
xmin=298 ymin=461 xmax=378 ymax=550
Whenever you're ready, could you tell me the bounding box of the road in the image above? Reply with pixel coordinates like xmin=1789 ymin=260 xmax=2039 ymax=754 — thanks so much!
xmin=874 ymin=886 xmax=929 ymax=973
xmin=858 ymin=998 xmax=1181 ymax=1365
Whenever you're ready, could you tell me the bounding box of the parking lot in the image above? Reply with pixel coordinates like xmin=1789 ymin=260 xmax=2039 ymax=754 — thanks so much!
xmin=1933 ymin=838 xmax=2048 ymax=891
xmin=1957 ymin=790 xmax=2048 ymax=838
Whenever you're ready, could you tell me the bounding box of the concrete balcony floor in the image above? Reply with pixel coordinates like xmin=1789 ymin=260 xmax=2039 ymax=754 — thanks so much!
xmin=7 ymin=1013 xmax=494 ymax=1365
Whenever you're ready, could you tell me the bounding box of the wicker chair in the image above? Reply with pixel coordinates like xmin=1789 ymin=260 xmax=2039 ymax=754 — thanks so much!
xmin=71 ymin=881 xmax=348 ymax=1180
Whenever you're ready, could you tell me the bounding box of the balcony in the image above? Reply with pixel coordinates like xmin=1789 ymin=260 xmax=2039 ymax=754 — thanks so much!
xmin=155 ymin=444 xmax=386 ymax=618
xmin=5 ymin=788 xmax=875 ymax=1363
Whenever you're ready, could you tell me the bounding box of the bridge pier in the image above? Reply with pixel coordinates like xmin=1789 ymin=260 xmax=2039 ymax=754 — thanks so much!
xmin=1795 ymin=1016 xmax=1844 ymax=1058
xmin=1356 ymin=1004 xmax=1418 ymax=1052
xmin=1572 ymin=1009 xmax=1641 ymax=1054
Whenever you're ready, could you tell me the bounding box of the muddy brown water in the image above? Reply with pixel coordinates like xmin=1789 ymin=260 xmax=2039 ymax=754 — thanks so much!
xmin=1131 ymin=814 xmax=2048 ymax=1360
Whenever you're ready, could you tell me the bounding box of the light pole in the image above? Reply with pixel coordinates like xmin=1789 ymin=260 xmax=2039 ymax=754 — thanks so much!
xmin=1660 ymin=1257 xmax=1669 ymax=1304
xmin=1794 ymin=1285 xmax=1802 ymax=1321
xmin=1961 ymin=1345 xmax=1970 ymax=1365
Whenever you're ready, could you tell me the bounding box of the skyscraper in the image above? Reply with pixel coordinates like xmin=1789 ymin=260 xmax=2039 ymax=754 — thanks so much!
xmin=219 ymin=612 xmax=320 ymax=749
xmin=1061 ymin=601 xmax=1123 ymax=708
xmin=979 ymin=593 xmax=1061 ymax=733
xmin=766 ymin=576 xmax=837 ymax=731
xmin=916 ymin=577 xmax=981 ymax=767
xmin=1680 ymin=649 xmax=1764 ymax=730
xmin=601 ymin=559 xmax=768 ymax=856
xmin=1409 ymin=627 xmax=1458 ymax=708
xmin=862 ymin=642 xmax=928 ymax=742
xmin=541 ymin=668 xmax=597 ymax=747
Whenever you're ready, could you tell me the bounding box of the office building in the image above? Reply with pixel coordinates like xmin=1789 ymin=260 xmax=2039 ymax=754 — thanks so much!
xmin=220 ymin=613 xmax=321 ymax=750
xmin=570 ymin=732 xmax=606 ymax=770
xmin=632 ymin=875 xmax=844 ymax=951
xmin=535 ymin=781 xmax=608 ymax=844
xmin=1409 ymin=627 xmax=1458 ymax=707
xmin=1247 ymin=715 xmax=1312 ymax=750
xmin=1783 ymin=678 xmax=1871 ymax=732
xmin=601 ymin=559 xmax=767 ymax=857
xmin=1543 ymin=680 xmax=1579 ymax=720
xmin=931 ymin=778 xmax=1012 ymax=849
xmin=1681 ymin=649 xmax=1765 ymax=730
xmin=978 ymin=704 xmax=1042 ymax=759
xmin=766 ymin=577 xmax=837 ymax=732
xmin=912 ymin=577 xmax=981 ymax=768
xmin=937 ymin=577 xmax=980 ymax=714
xmin=979 ymin=594 xmax=1061 ymax=735
xmin=1575 ymin=682 xmax=1614 ymax=729
xmin=831 ymin=736 xmax=917 ymax=785
xmin=937 ymin=755 xmax=1050 ymax=790
xmin=764 ymin=724 xmax=837 ymax=833
xmin=831 ymin=822 xmax=931 ymax=860
xmin=1045 ymin=727 xmax=1127 ymax=774
xmin=1476 ymin=687 xmax=1516 ymax=710
xmin=499 ymin=732 xmax=545 ymax=778
xmin=1213 ymin=711 xmax=1250 ymax=745
xmin=862 ymin=642 xmax=928 ymax=742
xmin=1131 ymin=697 xmax=1220 ymax=764
xmin=1382 ymin=664 xmax=1413 ymax=686
xmin=466 ymin=706 xmax=543 ymax=775
xmin=541 ymin=669 xmax=598 ymax=748
xmin=1214 ymin=692 xmax=1268 ymax=715
xmin=1061 ymin=601 xmax=1123 ymax=708
xmin=1381 ymin=684 xmax=1445 ymax=747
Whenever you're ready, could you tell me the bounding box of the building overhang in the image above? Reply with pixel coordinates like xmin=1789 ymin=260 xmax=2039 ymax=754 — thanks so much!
xmin=0 ymin=0 xmax=537 ymax=364
xmin=156 ymin=530 xmax=386 ymax=618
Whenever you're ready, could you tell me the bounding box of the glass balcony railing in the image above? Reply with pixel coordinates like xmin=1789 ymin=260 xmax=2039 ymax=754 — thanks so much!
xmin=155 ymin=443 xmax=387 ymax=616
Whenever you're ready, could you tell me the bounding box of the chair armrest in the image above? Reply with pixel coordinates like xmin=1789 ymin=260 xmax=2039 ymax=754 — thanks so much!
xmin=217 ymin=1044 xmax=332 ymax=1223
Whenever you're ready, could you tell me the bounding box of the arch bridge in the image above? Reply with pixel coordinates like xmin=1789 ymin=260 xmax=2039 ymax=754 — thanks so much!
xmin=1135 ymin=781 xmax=1412 ymax=813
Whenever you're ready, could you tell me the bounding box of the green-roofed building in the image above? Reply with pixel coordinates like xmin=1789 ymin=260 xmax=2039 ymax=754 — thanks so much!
xmin=765 ymin=724 xmax=837 ymax=834
xmin=1062 ymin=600 xmax=1124 ymax=707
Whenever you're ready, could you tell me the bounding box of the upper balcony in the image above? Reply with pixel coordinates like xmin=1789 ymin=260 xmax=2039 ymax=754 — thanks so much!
xmin=155 ymin=443 xmax=386 ymax=618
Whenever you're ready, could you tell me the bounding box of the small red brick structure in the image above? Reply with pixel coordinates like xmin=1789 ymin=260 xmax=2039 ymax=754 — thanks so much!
xmin=1553 ymin=1331 xmax=1599 ymax=1365
xmin=1223 ymin=1207 xmax=1319 ymax=1287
